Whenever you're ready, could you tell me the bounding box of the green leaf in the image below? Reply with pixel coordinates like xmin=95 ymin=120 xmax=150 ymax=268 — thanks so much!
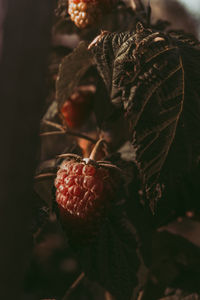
xmin=78 ymin=199 xmax=148 ymax=300
xmin=90 ymin=27 xmax=200 ymax=214
xmin=56 ymin=42 xmax=93 ymax=107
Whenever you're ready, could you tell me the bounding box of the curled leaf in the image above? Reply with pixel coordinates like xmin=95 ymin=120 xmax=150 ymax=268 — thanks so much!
xmin=56 ymin=42 xmax=94 ymax=107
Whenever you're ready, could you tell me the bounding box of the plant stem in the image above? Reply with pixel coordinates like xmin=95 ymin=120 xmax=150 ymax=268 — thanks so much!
xmin=62 ymin=272 xmax=85 ymax=300
xmin=105 ymin=291 xmax=116 ymax=300
xmin=57 ymin=153 xmax=80 ymax=160
xmin=34 ymin=173 xmax=56 ymax=181
xmin=40 ymin=129 xmax=97 ymax=143
xmin=42 ymin=119 xmax=65 ymax=131
xmin=89 ymin=138 xmax=107 ymax=161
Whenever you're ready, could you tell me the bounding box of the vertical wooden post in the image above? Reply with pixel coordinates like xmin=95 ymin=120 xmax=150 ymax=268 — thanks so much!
xmin=0 ymin=0 xmax=55 ymax=298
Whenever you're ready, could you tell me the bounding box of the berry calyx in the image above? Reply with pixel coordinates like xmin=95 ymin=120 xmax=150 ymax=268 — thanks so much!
xmin=60 ymin=88 xmax=94 ymax=129
xmin=68 ymin=0 xmax=117 ymax=29
xmin=54 ymin=139 xmax=120 ymax=244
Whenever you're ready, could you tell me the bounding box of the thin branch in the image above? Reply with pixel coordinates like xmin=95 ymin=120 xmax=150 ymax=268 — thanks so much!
xmin=137 ymin=291 xmax=144 ymax=300
xmin=97 ymin=160 xmax=114 ymax=164
xmin=89 ymin=139 xmax=107 ymax=161
xmin=105 ymin=291 xmax=116 ymax=300
xmin=62 ymin=272 xmax=85 ymax=300
xmin=57 ymin=153 xmax=81 ymax=160
xmin=34 ymin=173 xmax=56 ymax=181
xmin=40 ymin=131 xmax=66 ymax=136
xmin=42 ymin=119 xmax=65 ymax=131
xmin=40 ymin=129 xmax=97 ymax=143
xmin=98 ymin=163 xmax=122 ymax=172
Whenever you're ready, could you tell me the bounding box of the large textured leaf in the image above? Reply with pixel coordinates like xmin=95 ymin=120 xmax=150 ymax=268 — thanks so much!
xmin=138 ymin=231 xmax=200 ymax=300
xmin=152 ymin=231 xmax=200 ymax=287
xmin=78 ymin=203 xmax=148 ymax=300
xmin=90 ymin=25 xmax=200 ymax=214
xmin=160 ymin=292 xmax=200 ymax=300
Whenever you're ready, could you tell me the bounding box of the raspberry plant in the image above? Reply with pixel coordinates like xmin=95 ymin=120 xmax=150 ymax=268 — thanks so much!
xmin=32 ymin=1 xmax=200 ymax=300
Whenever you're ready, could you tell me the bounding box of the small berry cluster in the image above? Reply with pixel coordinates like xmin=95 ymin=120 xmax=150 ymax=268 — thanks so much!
xmin=68 ymin=0 xmax=116 ymax=29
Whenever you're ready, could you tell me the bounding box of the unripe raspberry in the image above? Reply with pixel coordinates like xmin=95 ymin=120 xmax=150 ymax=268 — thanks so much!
xmin=60 ymin=89 xmax=94 ymax=129
xmin=68 ymin=0 xmax=117 ymax=29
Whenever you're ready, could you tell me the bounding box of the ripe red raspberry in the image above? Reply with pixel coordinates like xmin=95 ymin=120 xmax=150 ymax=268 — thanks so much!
xmin=68 ymin=0 xmax=117 ymax=29
xmin=55 ymin=157 xmax=119 ymax=244
xmin=60 ymin=89 xmax=94 ymax=129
